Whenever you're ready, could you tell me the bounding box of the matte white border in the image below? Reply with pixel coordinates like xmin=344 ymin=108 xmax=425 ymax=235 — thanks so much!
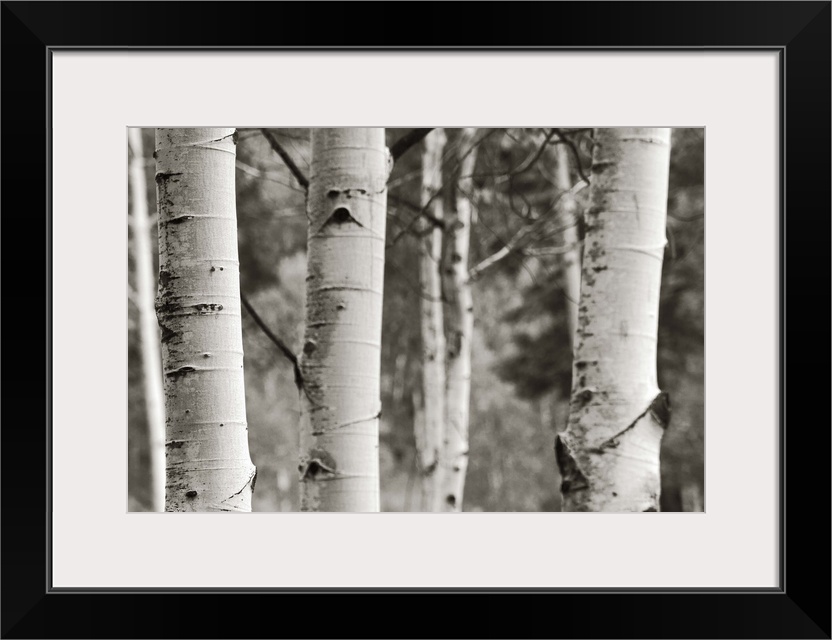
xmin=51 ymin=51 xmax=779 ymax=588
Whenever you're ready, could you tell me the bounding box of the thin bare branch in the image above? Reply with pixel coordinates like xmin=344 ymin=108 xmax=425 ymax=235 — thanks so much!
xmin=468 ymin=227 xmax=524 ymax=281
xmin=387 ymin=129 xmax=502 ymax=250
xmin=468 ymin=178 xmax=588 ymax=280
xmin=259 ymin=128 xmax=309 ymax=191
xmin=387 ymin=192 xmax=444 ymax=229
xmin=240 ymin=292 xmax=302 ymax=389
xmin=389 ymin=128 xmax=434 ymax=162
xmin=494 ymin=129 xmax=559 ymax=184
xmin=553 ymin=128 xmax=591 ymax=185
xmin=523 ymin=241 xmax=583 ymax=257
xmin=386 ymin=187 xmax=446 ymax=249
xmin=235 ymin=159 xmax=307 ymax=194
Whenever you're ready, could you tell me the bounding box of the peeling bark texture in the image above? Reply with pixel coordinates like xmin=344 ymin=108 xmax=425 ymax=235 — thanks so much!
xmin=440 ymin=128 xmax=478 ymax=512
xmin=129 ymin=129 xmax=165 ymax=512
xmin=155 ymin=128 xmax=256 ymax=512
xmin=416 ymin=128 xmax=447 ymax=511
xmin=558 ymin=128 xmax=672 ymax=512
xmin=554 ymin=143 xmax=582 ymax=352
xmin=299 ymin=128 xmax=388 ymax=512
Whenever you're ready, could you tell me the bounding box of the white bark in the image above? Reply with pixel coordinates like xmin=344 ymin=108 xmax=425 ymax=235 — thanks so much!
xmin=155 ymin=128 xmax=256 ymax=512
xmin=440 ymin=127 xmax=478 ymax=512
xmin=554 ymin=143 xmax=582 ymax=351
xmin=129 ymin=129 xmax=165 ymax=512
xmin=411 ymin=386 xmax=429 ymax=510
xmin=557 ymin=128 xmax=671 ymax=512
xmin=299 ymin=128 xmax=388 ymax=512
xmin=416 ymin=128 xmax=447 ymax=510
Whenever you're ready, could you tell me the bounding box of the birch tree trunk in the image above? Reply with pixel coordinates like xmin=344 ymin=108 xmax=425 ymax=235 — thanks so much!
xmin=556 ymin=128 xmax=672 ymax=512
xmin=554 ymin=143 xmax=582 ymax=351
xmin=411 ymin=386 xmax=429 ymax=510
xmin=299 ymin=128 xmax=388 ymax=512
xmin=155 ymin=128 xmax=256 ymax=512
xmin=441 ymin=127 xmax=478 ymax=512
xmin=129 ymin=129 xmax=165 ymax=512
xmin=415 ymin=128 xmax=447 ymax=511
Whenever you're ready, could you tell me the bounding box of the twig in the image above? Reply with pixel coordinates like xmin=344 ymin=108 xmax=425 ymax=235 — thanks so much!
xmin=235 ymin=159 xmax=306 ymax=194
xmin=386 ymin=187 xmax=446 ymax=249
xmin=494 ymin=129 xmax=559 ymax=183
xmin=522 ymin=241 xmax=583 ymax=257
xmin=387 ymin=192 xmax=444 ymax=229
xmin=553 ymin=128 xmax=591 ymax=186
xmin=240 ymin=292 xmax=302 ymax=389
xmin=468 ymin=179 xmax=588 ymax=280
xmin=259 ymin=128 xmax=309 ymax=191
xmin=468 ymin=226 xmax=524 ymax=281
xmin=386 ymin=129 xmax=497 ymax=249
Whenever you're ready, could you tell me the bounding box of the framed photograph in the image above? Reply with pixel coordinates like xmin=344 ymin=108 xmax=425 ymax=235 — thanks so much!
xmin=2 ymin=2 xmax=829 ymax=637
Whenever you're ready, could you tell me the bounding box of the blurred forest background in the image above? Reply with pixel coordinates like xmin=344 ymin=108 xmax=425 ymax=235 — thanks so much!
xmin=128 ymin=127 xmax=704 ymax=512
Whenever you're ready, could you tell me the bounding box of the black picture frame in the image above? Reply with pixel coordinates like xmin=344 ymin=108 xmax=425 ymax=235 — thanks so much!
xmin=2 ymin=2 xmax=829 ymax=638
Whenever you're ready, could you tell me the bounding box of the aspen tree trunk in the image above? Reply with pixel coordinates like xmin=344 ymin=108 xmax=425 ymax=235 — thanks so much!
xmin=155 ymin=128 xmax=256 ymax=512
xmin=556 ymin=128 xmax=671 ymax=512
xmin=299 ymin=128 xmax=388 ymax=512
xmin=129 ymin=128 xmax=165 ymax=512
xmin=411 ymin=386 xmax=429 ymax=510
xmin=415 ymin=128 xmax=447 ymax=511
xmin=555 ymin=143 xmax=582 ymax=351
xmin=441 ymin=127 xmax=478 ymax=512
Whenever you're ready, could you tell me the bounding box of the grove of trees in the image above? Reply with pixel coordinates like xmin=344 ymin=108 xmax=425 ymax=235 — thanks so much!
xmin=127 ymin=126 xmax=705 ymax=513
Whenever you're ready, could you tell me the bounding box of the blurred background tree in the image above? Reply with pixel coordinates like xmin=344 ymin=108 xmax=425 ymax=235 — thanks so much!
xmin=128 ymin=127 xmax=704 ymax=512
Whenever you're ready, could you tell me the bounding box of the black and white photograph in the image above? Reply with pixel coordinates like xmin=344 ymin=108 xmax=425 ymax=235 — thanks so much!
xmin=128 ymin=126 xmax=704 ymax=513
xmin=5 ymin=0 xmax=830 ymax=633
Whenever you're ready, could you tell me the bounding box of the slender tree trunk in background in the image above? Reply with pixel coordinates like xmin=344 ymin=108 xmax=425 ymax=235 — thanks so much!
xmin=411 ymin=386 xmax=428 ymax=510
xmin=299 ymin=128 xmax=388 ymax=512
xmin=555 ymin=143 xmax=582 ymax=351
xmin=129 ymin=128 xmax=165 ymax=512
xmin=441 ymin=127 xmax=478 ymax=512
xmin=155 ymin=128 xmax=256 ymax=512
xmin=392 ymin=352 xmax=408 ymax=405
xmin=416 ymin=128 xmax=447 ymax=511
xmin=681 ymin=484 xmax=704 ymax=512
xmin=556 ymin=128 xmax=672 ymax=512
xmin=276 ymin=466 xmax=293 ymax=512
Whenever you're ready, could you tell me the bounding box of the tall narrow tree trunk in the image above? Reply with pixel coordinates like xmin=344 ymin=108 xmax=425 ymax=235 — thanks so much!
xmin=411 ymin=386 xmax=428 ymax=510
xmin=554 ymin=143 xmax=582 ymax=351
xmin=416 ymin=128 xmax=447 ymax=511
xmin=155 ymin=128 xmax=256 ymax=512
xmin=129 ymin=128 xmax=165 ymax=512
xmin=441 ymin=127 xmax=478 ymax=512
xmin=556 ymin=128 xmax=672 ymax=512
xmin=299 ymin=128 xmax=389 ymax=512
